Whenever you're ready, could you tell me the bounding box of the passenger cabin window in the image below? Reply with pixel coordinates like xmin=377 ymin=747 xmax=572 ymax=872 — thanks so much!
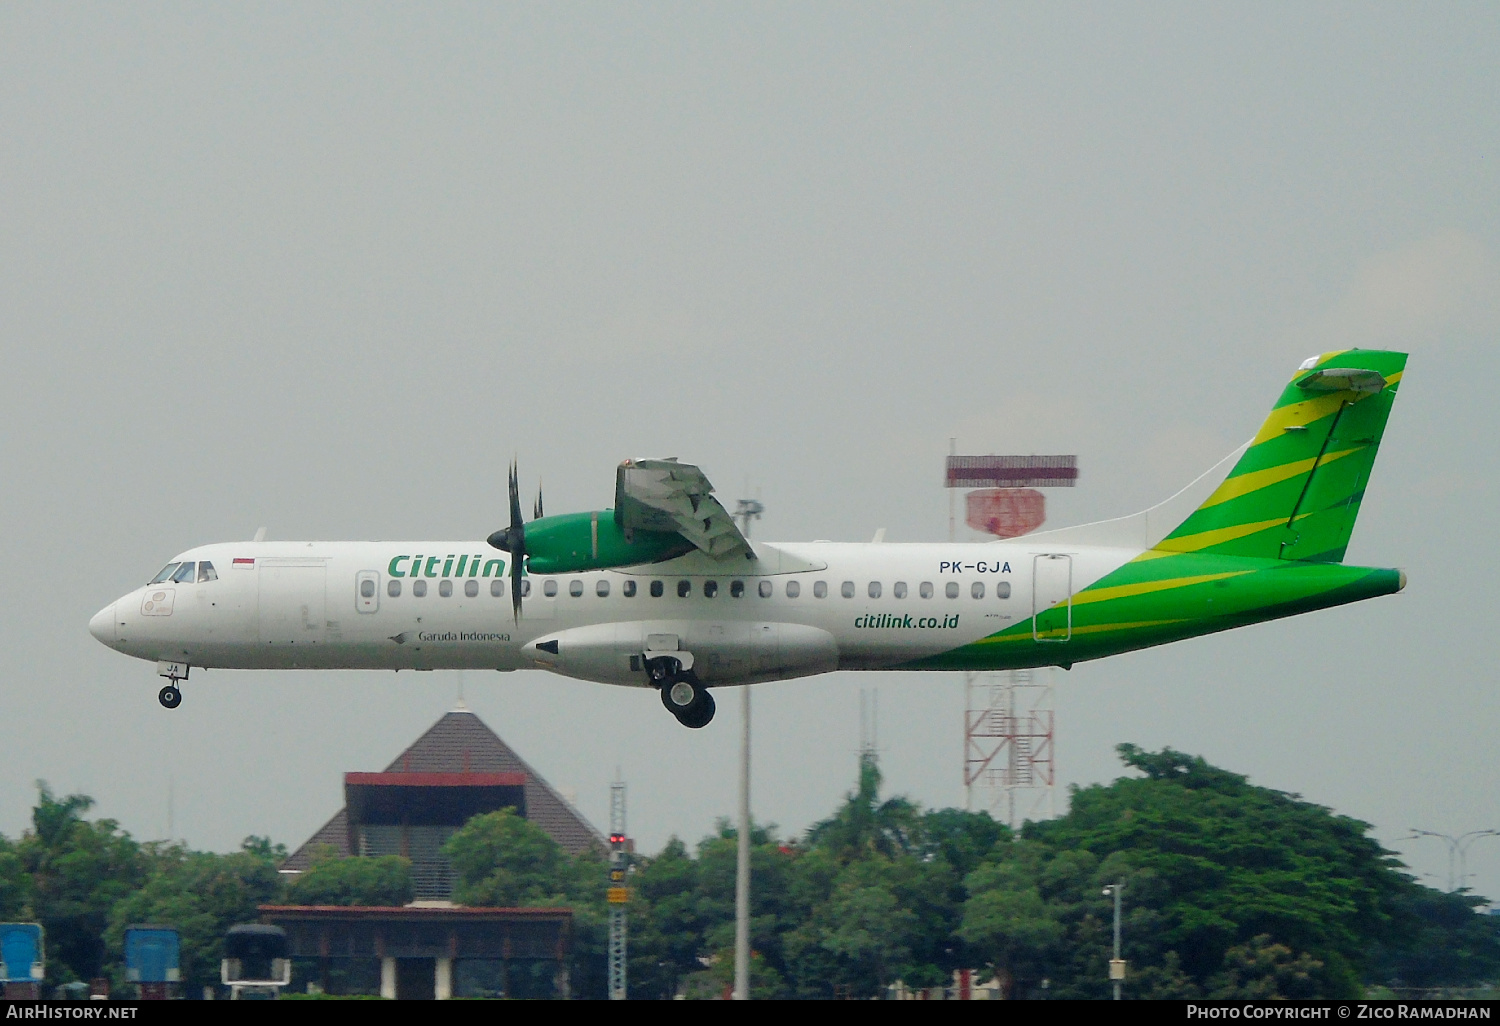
xmin=413 ymin=580 xmax=428 ymax=597
xmin=868 ymin=581 xmax=881 ymax=599
xmin=170 ymin=562 xmax=197 ymax=584
xmin=971 ymin=581 xmax=984 ymax=599
xmin=388 ymin=580 xmax=401 ymax=597
xmin=945 ymin=582 xmax=959 ymax=599
xmin=996 ymin=581 xmax=1011 ymax=599
xmin=197 ymin=561 xmax=218 ymax=582
xmin=360 ymin=579 xmax=376 ymax=599
xmin=677 ymin=580 xmax=691 ymax=598
xmin=814 ymin=581 xmax=827 ymax=598
xmin=758 ymin=580 xmax=772 ymax=598
xmin=596 ymin=580 xmax=610 ymax=597
xmin=521 ymin=580 xmax=531 ymax=597
xmin=440 ymin=580 xmax=454 ymax=597
xmin=841 ymin=581 xmax=855 ymax=598
xmin=543 ymin=580 xmax=558 ymax=597
xmin=569 ymin=580 xmax=584 ymax=597
xmin=623 ymin=580 xmax=637 ymax=597
xmin=893 ymin=581 xmax=907 ymax=599
xmin=920 ymin=582 xmax=934 ymax=599
xmin=785 ymin=581 xmax=800 ymax=598
xmin=730 ymin=580 xmax=744 ymax=598
xmin=465 ymin=580 xmax=479 ymax=598
xmin=491 ymin=579 xmax=505 ymax=598
xmin=650 ymin=580 xmax=664 ymax=597
xmin=149 ymin=563 xmax=181 ymax=585
xmin=703 ymin=580 xmax=718 ymax=598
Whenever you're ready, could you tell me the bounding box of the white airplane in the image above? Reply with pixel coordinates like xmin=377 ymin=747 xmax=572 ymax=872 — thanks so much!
xmin=90 ymin=351 xmax=1409 ymax=728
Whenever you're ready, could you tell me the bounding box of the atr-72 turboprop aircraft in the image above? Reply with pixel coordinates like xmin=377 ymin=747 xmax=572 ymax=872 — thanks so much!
xmin=90 ymin=350 xmax=1407 ymax=728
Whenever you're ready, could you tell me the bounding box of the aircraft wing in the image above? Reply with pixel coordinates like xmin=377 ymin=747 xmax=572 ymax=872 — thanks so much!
xmin=614 ymin=458 xmax=752 ymax=560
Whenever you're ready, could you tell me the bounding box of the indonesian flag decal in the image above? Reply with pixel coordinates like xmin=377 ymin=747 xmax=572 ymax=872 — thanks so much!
xmin=233 ymin=557 xmax=255 ymax=569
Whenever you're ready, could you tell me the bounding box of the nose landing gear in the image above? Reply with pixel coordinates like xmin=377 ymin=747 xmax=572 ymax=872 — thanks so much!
xmin=155 ymin=660 xmax=189 ymax=710
xmin=647 ymin=657 xmax=716 ymax=728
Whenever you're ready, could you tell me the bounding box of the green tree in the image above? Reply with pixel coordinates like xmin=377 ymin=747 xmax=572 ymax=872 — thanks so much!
xmin=443 ymin=809 xmax=613 ymax=998
xmin=1019 ymin=744 xmax=1417 ymax=998
xmin=0 ymin=838 xmax=31 ymax=920
xmin=806 ymin=753 xmax=921 ymax=861
xmin=959 ymin=849 xmax=1065 ymax=997
xmin=1207 ymin=935 xmax=1324 ymax=999
xmin=624 ymin=836 xmax=701 ymax=999
xmin=285 ymin=850 xmax=412 ymax=907
xmin=105 ymin=837 xmax=286 ymax=995
xmin=444 ymin=808 xmax=570 ymax=907
xmin=1368 ymin=888 xmax=1500 ymax=989
xmin=17 ymin=783 xmax=146 ymax=986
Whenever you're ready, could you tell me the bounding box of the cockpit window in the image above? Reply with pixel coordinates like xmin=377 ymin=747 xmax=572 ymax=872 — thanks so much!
xmin=197 ymin=561 xmax=218 ymax=583
xmin=170 ymin=562 xmax=197 ymax=584
xmin=149 ymin=563 xmax=181 ymax=585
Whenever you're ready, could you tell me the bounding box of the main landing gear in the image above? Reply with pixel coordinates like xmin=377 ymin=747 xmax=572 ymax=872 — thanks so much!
xmin=158 ymin=685 xmax=182 ymax=709
xmin=648 ymin=657 xmax=715 ymax=728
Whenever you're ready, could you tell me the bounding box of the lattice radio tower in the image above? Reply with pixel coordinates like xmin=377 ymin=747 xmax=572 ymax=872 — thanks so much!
xmin=964 ymin=668 xmax=1055 ymax=828
xmin=947 ymin=441 xmax=1073 ymax=829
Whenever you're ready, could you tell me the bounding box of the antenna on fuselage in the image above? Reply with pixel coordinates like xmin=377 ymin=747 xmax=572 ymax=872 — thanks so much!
xmin=252 ymin=527 xmax=267 ymax=543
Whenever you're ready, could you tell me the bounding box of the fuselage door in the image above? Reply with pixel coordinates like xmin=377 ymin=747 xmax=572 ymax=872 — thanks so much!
xmin=1032 ymin=554 xmax=1072 ymax=642
xmin=356 ymin=571 xmax=380 ymax=614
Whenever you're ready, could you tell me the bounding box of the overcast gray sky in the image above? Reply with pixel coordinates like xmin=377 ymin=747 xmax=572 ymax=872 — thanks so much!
xmin=3 ymin=3 xmax=1497 ymax=901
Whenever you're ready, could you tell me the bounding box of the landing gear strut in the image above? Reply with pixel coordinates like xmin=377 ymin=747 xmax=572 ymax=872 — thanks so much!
xmin=648 ymin=657 xmax=715 ymax=728
xmin=158 ymin=685 xmax=182 ymax=709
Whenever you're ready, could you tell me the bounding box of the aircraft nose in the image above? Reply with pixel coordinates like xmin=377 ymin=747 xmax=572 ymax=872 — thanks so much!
xmin=89 ymin=602 xmax=116 ymax=645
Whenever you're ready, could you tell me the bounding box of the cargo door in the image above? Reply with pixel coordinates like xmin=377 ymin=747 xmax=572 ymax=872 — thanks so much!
xmin=258 ymin=559 xmax=327 ymax=645
xmin=1032 ymin=554 xmax=1072 ymax=642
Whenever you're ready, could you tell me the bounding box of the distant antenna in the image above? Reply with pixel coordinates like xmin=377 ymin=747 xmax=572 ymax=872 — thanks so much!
xmin=859 ymin=689 xmax=879 ymax=762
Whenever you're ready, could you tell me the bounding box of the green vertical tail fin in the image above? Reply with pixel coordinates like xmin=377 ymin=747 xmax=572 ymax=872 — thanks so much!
xmin=1155 ymin=349 xmax=1407 ymax=563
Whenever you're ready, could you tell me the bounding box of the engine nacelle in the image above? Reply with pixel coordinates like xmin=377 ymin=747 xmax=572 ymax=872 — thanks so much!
xmin=522 ymin=619 xmax=839 ymax=687
xmin=523 ymin=511 xmax=692 ymax=574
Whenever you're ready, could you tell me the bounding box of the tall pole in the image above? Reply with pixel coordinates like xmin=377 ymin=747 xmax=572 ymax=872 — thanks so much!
xmin=732 ymin=498 xmax=762 ymax=1001
xmin=1112 ymin=883 xmax=1122 ymax=1001
xmin=735 ymin=684 xmax=751 ymax=1001
xmin=1104 ymin=881 xmax=1125 ymax=1000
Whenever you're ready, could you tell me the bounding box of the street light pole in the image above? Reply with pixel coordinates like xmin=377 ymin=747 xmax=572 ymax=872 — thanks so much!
xmin=732 ymin=498 xmax=763 ymax=1001
xmin=1408 ymin=829 xmax=1500 ymax=892
xmin=1103 ymin=882 xmax=1126 ymax=1000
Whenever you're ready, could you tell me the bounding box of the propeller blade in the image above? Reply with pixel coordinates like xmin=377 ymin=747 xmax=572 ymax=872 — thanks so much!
xmin=533 ymin=482 xmax=544 ymax=521
xmin=511 ymin=558 xmax=524 ymax=623
xmin=509 ymin=463 xmax=524 ymax=533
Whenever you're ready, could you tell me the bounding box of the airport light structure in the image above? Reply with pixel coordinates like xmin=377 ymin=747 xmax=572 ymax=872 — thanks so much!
xmin=607 ymin=778 xmax=629 ymax=1001
xmin=1406 ymin=828 xmax=1500 ymax=894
